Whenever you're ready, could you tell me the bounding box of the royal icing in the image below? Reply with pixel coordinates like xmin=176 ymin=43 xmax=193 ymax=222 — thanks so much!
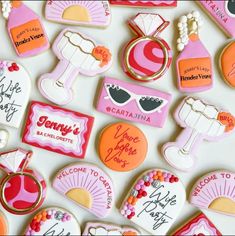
xmin=198 ymin=0 xmax=235 ymax=38
xmin=52 ymin=163 xmax=114 ymax=218
xmin=110 ymin=0 xmax=177 ymax=7
xmin=0 ymin=211 xmax=8 ymax=235
xmin=96 ymin=77 xmax=171 ymax=127
xmin=173 ymin=212 xmax=221 ymax=236
xmin=190 ymin=171 xmax=235 ymax=217
xmin=45 ymin=1 xmax=111 ymax=27
xmin=22 ymin=101 xmax=94 ymax=159
xmin=0 ymin=129 xmax=9 ymax=149
xmin=24 ymin=207 xmax=81 ymax=236
xmin=220 ymin=41 xmax=235 ymax=88
xmin=98 ymin=122 xmax=148 ymax=172
xmin=122 ymin=13 xmax=172 ymax=82
xmin=120 ymin=169 xmax=185 ymax=235
xmin=82 ymin=222 xmax=140 ymax=236
xmin=176 ymin=11 xmax=213 ymax=92
xmin=38 ymin=28 xmax=112 ymax=105
xmin=0 ymin=60 xmax=31 ymax=128
xmin=0 ymin=149 xmax=46 ymax=215
xmin=162 ymin=97 xmax=235 ymax=172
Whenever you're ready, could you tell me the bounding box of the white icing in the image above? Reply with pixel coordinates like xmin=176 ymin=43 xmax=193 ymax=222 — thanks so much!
xmin=0 ymin=129 xmax=8 ymax=149
xmin=88 ymin=227 xmax=122 ymax=236
xmin=1 ymin=1 xmax=11 ymax=19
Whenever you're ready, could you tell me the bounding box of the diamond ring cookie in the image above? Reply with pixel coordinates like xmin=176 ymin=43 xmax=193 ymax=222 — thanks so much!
xmin=24 ymin=207 xmax=81 ymax=236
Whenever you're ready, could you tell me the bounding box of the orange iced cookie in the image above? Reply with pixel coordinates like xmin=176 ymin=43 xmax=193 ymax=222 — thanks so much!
xmin=0 ymin=212 xmax=8 ymax=235
xmin=98 ymin=122 xmax=148 ymax=172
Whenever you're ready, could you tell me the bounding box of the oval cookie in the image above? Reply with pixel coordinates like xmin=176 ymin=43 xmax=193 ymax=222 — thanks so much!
xmin=220 ymin=41 xmax=235 ymax=87
xmin=0 ymin=212 xmax=8 ymax=235
xmin=99 ymin=122 xmax=148 ymax=172
xmin=24 ymin=207 xmax=80 ymax=235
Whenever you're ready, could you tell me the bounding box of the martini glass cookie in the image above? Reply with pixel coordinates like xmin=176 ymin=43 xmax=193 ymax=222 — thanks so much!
xmin=24 ymin=207 xmax=81 ymax=236
xmin=189 ymin=171 xmax=235 ymax=216
xmin=122 ymin=13 xmax=172 ymax=82
xmin=176 ymin=11 xmax=213 ymax=93
xmin=162 ymin=97 xmax=235 ymax=172
xmin=110 ymin=0 xmax=177 ymax=7
xmin=120 ymin=168 xmax=185 ymax=235
xmin=52 ymin=163 xmax=114 ymax=218
xmin=38 ymin=28 xmax=112 ymax=105
xmin=45 ymin=1 xmax=111 ymax=27
xmin=0 ymin=211 xmax=8 ymax=235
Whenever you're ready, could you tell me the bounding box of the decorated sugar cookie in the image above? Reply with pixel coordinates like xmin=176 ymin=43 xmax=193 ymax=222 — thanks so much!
xmin=176 ymin=11 xmax=213 ymax=92
xmin=198 ymin=0 xmax=235 ymax=38
xmin=0 ymin=149 xmax=46 ymax=215
xmin=52 ymin=163 xmax=114 ymax=218
xmin=98 ymin=122 xmax=148 ymax=172
xmin=173 ymin=212 xmax=221 ymax=236
xmin=38 ymin=28 xmax=112 ymax=105
xmin=45 ymin=1 xmax=111 ymax=27
xmin=220 ymin=41 xmax=235 ymax=87
xmin=0 ymin=60 xmax=31 ymax=128
xmin=110 ymin=0 xmax=177 ymax=7
xmin=190 ymin=171 xmax=235 ymax=216
xmin=162 ymin=97 xmax=235 ymax=172
xmin=82 ymin=222 xmax=140 ymax=236
xmin=122 ymin=13 xmax=172 ymax=82
xmin=22 ymin=101 xmax=94 ymax=159
xmin=24 ymin=207 xmax=81 ymax=236
xmin=0 ymin=211 xmax=8 ymax=235
xmin=96 ymin=77 xmax=171 ymax=127
xmin=120 ymin=169 xmax=185 ymax=235
xmin=1 ymin=1 xmax=49 ymax=57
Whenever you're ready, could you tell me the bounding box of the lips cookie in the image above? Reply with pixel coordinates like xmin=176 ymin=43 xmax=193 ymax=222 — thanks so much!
xmin=0 ymin=211 xmax=8 ymax=235
xmin=162 ymin=97 xmax=235 ymax=172
xmin=24 ymin=207 xmax=81 ymax=236
xmin=172 ymin=212 xmax=222 ymax=236
xmin=52 ymin=163 xmax=114 ymax=218
xmin=45 ymin=1 xmax=111 ymax=27
xmin=189 ymin=171 xmax=235 ymax=216
xmin=110 ymin=0 xmax=177 ymax=7
xmin=98 ymin=122 xmax=148 ymax=172
xmin=0 ymin=149 xmax=46 ymax=215
xmin=122 ymin=13 xmax=172 ymax=82
xmin=120 ymin=169 xmax=185 ymax=235
xmin=82 ymin=222 xmax=140 ymax=236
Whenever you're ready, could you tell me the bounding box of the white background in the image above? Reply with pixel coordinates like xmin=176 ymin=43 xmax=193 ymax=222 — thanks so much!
xmin=0 ymin=0 xmax=235 ymax=235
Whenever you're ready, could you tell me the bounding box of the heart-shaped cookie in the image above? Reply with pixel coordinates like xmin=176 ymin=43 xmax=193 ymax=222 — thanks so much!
xmin=0 ymin=60 xmax=31 ymax=128
xmin=120 ymin=169 xmax=185 ymax=235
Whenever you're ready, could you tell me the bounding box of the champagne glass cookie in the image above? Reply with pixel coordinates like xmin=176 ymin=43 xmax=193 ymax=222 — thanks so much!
xmin=176 ymin=11 xmax=213 ymax=93
xmin=122 ymin=13 xmax=172 ymax=82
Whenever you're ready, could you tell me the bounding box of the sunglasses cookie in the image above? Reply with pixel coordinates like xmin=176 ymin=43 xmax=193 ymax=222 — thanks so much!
xmin=176 ymin=11 xmax=213 ymax=92
xmin=120 ymin=168 xmax=185 ymax=235
xmin=96 ymin=77 xmax=171 ymax=127
xmin=110 ymin=0 xmax=177 ymax=7
xmin=122 ymin=13 xmax=172 ymax=82
xmin=38 ymin=28 xmax=112 ymax=106
xmin=24 ymin=207 xmax=81 ymax=236
xmin=189 ymin=171 xmax=235 ymax=216
xmin=45 ymin=1 xmax=111 ymax=27
xmin=0 ymin=211 xmax=8 ymax=235
xmin=162 ymin=97 xmax=235 ymax=172
xmin=52 ymin=163 xmax=114 ymax=218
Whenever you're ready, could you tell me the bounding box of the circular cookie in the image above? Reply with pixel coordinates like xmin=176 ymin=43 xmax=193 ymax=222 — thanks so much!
xmin=99 ymin=122 xmax=148 ymax=172
xmin=24 ymin=207 xmax=80 ymax=235
xmin=0 ymin=211 xmax=8 ymax=235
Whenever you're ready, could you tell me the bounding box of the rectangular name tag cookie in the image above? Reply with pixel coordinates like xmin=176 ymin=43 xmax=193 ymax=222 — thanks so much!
xmin=110 ymin=0 xmax=177 ymax=7
xmin=22 ymin=101 xmax=94 ymax=159
xmin=96 ymin=77 xmax=171 ymax=127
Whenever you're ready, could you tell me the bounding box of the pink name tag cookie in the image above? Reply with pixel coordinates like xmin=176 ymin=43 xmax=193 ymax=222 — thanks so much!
xmin=198 ymin=0 xmax=235 ymax=38
xmin=45 ymin=1 xmax=111 ymax=27
xmin=189 ymin=171 xmax=235 ymax=217
xmin=162 ymin=97 xmax=235 ymax=172
xmin=110 ymin=0 xmax=177 ymax=7
xmin=52 ymin=163 xmax=114 ymax=218
xmin=22 ymin=101 xmax=94 ymax=159
xmin=38 ymin=28 xmax=112 ymax=106
xmin=96 ymin=77 xmax=171 ymax=127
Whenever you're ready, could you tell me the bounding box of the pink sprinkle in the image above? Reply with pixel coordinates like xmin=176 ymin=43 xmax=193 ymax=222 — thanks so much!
xmin=138 ymin=179 xmax=144 ymax=185
xmin=148 ymin=173 xmax=153 ymax=178
xmin=135 ymin=184 xmax=141 ymax=190
xmin=66 ymin=215 xmax=71 ymax=220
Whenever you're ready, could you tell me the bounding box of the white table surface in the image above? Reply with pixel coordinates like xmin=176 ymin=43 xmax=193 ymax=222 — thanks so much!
xmin=0 ymin=0 xmax=235 ymax=235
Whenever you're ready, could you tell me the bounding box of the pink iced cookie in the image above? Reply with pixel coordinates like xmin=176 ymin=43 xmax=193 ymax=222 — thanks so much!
xmin=198 ymin=0 xmax=235 ymax=38
xmin=38 ymin=28 xmax=112 ymax=105
xmin=45 ymin=1 xmax=111 ymax=27
xmin=189 ymin=171 xmax=235 ymax=217
xmin=96 ymin=77 xmax=171 ymax=127
xmin=52 ymin=163 xmax=114 ymax=218
xmin=162 ymin=97 xmax=235 ymax=172
xmin=110 ymin=0 xmax=177 ymax=7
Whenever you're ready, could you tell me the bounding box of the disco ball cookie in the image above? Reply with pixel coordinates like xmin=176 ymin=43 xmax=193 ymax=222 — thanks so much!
xmin=0 ymin=211 xmax=8 ymax=235
xmin=120 ymin=169 xmax=185 ymax=235
xmin=24 ymin=207 xmax=81 ymax=236
xmin=122 ymin=13 xmax=172 ymax=82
